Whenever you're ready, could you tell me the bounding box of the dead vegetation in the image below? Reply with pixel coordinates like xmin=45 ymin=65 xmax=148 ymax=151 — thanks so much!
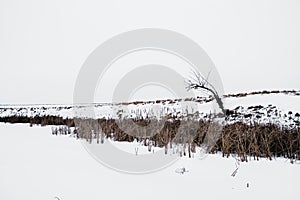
xmin=1 ymin=114 xmax=299 ymax=162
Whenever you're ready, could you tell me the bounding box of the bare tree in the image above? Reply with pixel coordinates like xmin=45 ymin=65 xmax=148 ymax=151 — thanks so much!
xmin=186 ymin=70 xmax=226 ymax=115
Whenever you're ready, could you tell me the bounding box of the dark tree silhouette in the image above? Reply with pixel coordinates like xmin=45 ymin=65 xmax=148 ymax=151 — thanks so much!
xmin=186 ymin=70 xmax=226 ymax=115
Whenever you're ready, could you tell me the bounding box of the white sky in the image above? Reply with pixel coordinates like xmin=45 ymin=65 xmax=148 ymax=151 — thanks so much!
xmin=0 ymin=0 xmax=299 ymax=104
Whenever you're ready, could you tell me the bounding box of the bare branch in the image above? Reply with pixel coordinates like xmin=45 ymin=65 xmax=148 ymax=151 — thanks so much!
xmin=186 ymin=69 xmax=226 ymax=115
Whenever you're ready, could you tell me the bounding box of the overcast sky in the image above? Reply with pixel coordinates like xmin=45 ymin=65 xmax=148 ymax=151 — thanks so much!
xmin=0 ymin=0 xmax=299 ymax=104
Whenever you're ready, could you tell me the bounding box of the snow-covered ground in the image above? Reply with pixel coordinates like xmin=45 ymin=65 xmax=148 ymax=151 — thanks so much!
xmin=0 ymin=123 xmax=299 ymax=200
xmin=1 ymin=92 xmax=299 ymax=128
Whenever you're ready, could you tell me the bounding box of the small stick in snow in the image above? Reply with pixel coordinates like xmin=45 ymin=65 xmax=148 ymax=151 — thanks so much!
xmin=231 ymin=158 xmax=240 ymax=177
xmin=231 ymin=168 xmax=239 ymax=177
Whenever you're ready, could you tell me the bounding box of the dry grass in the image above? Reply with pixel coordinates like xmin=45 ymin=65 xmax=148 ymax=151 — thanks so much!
xmin=1 ymin=114 xmax=299 ymax=162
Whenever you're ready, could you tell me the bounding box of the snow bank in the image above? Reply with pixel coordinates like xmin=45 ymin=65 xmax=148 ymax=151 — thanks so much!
xmin=0 ymin=123 xmax=299 ymax=200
